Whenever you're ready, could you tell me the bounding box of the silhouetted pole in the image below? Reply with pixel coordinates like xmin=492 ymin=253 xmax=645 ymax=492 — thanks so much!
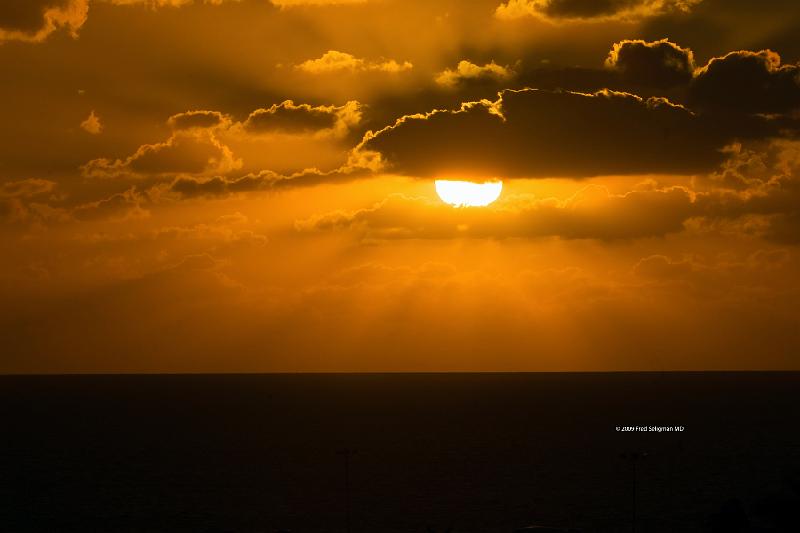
xmin=621 ymin=451 xmax=647 ymax=533
xmin=337 ymin=448 xmax=357 ymax=533
xmin=632 ymin=455 xmax=637 ymax=532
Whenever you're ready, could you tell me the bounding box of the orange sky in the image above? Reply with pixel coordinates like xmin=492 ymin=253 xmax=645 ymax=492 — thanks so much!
xmin=2 ymin=0 xmax=800 ymax=372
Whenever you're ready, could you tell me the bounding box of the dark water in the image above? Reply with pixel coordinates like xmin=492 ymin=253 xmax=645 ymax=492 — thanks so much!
xmin=1 ymin=373 xmax=799 ymax=533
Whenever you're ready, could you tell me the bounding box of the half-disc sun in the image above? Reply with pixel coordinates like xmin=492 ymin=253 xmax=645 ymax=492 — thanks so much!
xmin=435 ymin=180 xmax=503 ymax=207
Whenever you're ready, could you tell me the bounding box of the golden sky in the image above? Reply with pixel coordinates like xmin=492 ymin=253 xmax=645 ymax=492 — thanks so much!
xmin=2 ymin=0 xmax=800 ymax=372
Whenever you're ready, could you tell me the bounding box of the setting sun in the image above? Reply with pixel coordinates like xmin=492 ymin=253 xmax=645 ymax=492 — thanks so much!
xmin=2 ymin=0 xmax=799 ymax=374
xmin=435 ymin=180 xmax=503 ymax=207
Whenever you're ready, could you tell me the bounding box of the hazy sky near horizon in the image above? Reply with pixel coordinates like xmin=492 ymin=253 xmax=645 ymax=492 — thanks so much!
xmin=2 ymin=0 xmax=800 ymax=372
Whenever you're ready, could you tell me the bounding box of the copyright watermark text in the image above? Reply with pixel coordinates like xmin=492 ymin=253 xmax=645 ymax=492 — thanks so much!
xmin=615 ymin=425 xmax=685 ymax=432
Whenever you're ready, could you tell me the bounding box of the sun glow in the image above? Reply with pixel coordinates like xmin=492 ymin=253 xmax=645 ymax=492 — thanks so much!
xmin=435 ymin=180 xmax=503 ymax=207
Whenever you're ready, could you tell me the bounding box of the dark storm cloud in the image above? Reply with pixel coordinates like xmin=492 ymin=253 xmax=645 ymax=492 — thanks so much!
xmin=0 ymin=0 xmax=87 ymax=42
xmin=358 ymin=88 xmax=742 ymax=179
xmin=605 ymin=39 xmax=695 ymax=88
xmin=688 ymin=50 xmax=800 ymax=114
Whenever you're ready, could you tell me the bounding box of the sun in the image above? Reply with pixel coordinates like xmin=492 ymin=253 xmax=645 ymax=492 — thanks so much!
xmin=435 ymin=180 xmax=503 ymax=207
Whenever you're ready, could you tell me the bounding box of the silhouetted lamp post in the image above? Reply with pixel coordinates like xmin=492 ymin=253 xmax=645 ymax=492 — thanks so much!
xmin=337 ymin=448 xmax=357 ymax=533
xmin=621 ymin=451 xmax=648 ymax=533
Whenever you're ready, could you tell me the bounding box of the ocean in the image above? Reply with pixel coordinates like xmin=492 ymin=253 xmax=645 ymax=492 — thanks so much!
xmin=2 ymin=372 xmax=798 ymax=532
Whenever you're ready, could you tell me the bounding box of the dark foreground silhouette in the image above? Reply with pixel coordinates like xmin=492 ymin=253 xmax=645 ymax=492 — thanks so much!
xmin=1 ymin=372 xmax=798 ymax=532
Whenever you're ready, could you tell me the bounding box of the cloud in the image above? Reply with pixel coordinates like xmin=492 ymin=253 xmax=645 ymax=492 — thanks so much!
xmin=633 ymin=254 xmax=697 ymax=279
xmin=157 ymin=138 xmax=800 ymax=244
xmin=103 ymin=1 xmax=237 ymax=7
xmin=168 ymin=165 xmax=367 ymax=197
xmin=241 ymin=100 xmax=361 ymax=137
xmin=166 ymin=102 xmax=361 ymax=138
xmin=0 ymin=178 xmax=56 ymax=198
xmin=694 ymin=140 xmax=800 ymax=243
xmin=298 ymin=139 xmax=800 ymax=243
xmin=605 ymin=39 xmax=695 ymax=88
xmin=295 ymin=50 xmax=412 ymax=74
xmin=151 ymin=216 xmax=268 ymax=247
xmin=494 ymin=0 xmax=701 ymax=22
xmin=298 ymin=184 xmax=696 ymax=241
xmin=689 ymin=50 xmax=800 ymax=114
xmin=601 ymin=42 xmax=800 ymax=116
xmin=82 ymin=129 xmax=241 ymax=179
xmin=271 ymin=0 xmax=367 ymax=4
xmin=0 ymin=199 xmax=27 ymax=222
xmin=4 ymin=239 xmax=798 ymax=372
xmin=0 ymin=1 xmax=368 ymax=44
xmin=169 ymin=175 xmax=244 ymax=197
xmin=630 ymin=250 xmax=795 ymax=298
xmin=71 ymin=188 xmax=149 ymax=222
xmin=77 ymin=99 xmax=362 ymax=187
xmin=435 ymin=60 xmax=515 ymax=88
xmin=0 ymin=179 xmax=58 ymax=222
xmin=80 ymin=110 xmax=103 ymax=134
xmin=357 ymin=88 xmax=738 ymax=179
xmin=0 ymin=0 xmax=88 ymax=43
xmin=167 ymin=110 xmax=231 ymax=130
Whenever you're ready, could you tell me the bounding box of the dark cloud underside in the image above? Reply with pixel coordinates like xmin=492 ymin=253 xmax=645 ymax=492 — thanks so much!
xmin=361 ymin=88 xmax=748 ymax=179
